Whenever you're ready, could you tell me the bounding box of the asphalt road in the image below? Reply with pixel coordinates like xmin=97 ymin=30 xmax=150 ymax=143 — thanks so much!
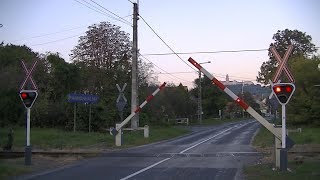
xmin=20 ymin=119 xmax=262 ymax=180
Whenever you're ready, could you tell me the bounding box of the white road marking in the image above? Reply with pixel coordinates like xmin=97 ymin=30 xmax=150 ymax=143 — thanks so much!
xmin=179 ymin=127 xmax=233 ymax=153
xmin=120 ymin=121 xmax=253 ymax=179
xmin=120 ymin=158 xmax=171 ymax=180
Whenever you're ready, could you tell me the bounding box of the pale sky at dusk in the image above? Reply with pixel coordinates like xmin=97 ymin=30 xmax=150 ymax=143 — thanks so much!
xmin=1 ymin=0 xmax=319 ymax=88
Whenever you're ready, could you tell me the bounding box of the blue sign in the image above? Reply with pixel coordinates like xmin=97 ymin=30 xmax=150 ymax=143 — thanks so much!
xmin=68 ymin=93 xmax=99 ymax=104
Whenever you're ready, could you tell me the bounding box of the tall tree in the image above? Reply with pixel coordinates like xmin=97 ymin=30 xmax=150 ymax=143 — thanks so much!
xmin=71 ymin=22 xmax=132 ymax=94
xmin=287 ymin=55 xmax=320 ymax=126
xmin=191 ymin=77 xmax=229 ymax=118
xmin=257 ymin=29 xmax=317 ymax=84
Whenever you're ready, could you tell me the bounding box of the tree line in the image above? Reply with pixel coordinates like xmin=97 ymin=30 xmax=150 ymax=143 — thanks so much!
xmin=0 ymin=22 xmax=319 ymax=131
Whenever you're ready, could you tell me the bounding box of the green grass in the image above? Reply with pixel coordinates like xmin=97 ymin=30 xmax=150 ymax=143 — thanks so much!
xmin=289 ymin=128 xmax=320 ymax=144
xmin=247 ymin=126 xmax=320 ymax=179
xmin=120 ymin=126 xmax=189 ymax=148
xmin=0 ymin=128 xmax=112 ymax=150
xmin=0 ymin=126 xmax=190 ymax=150
xmin=0 ymin=126 xmax=190 ymax=178
xmin=252 ymin=127 xmax=274 ymax=148
xmin=244 ymin=161 xmax=320 ymax=180
xmin=252 ymin=126 xmax=320 ymax=147
xmin=0 ymin=160 xmax=32 ymax=180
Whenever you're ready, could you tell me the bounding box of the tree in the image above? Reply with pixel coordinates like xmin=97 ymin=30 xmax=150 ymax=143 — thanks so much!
xmin=287 ymin=55 xmax=320 ymax=126
xmin=71 ymin=22 xmax=132 ymax=94
xmin=0 ymin=44 xmax=40 ymax=127
xmin=257 ymin=29 xmax=317 ymax=84
xmin=191 ymin=77 xmax=228 ymax=118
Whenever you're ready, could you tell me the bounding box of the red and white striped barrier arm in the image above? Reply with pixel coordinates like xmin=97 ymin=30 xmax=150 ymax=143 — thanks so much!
xmin=188 ymin=57 xmax=282 ymax=140
xmin=116 ymin=82 xmax=167 ymax=131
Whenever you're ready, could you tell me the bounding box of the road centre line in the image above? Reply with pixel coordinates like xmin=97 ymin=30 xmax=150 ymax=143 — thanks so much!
xmin=120 ymin=158 xmax=171 ymax=180
xmin=179 ymin=126 xmax=233 ymax=153
xmin=120 ymin=121 xmax=253 ymax=179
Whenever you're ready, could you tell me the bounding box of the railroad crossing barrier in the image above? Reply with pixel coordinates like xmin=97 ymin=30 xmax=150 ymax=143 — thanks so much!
xmin=111 ymin=82 xmax=166 ymax=146
xmin=188 ymin=57 xmax=296 ymax=171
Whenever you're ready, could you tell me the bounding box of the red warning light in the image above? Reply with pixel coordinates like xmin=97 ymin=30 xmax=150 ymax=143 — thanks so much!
xmin=21 ymin=93 xmax=28 ymax=99
xmin=285 ymin=86 xmax=292 ymax=93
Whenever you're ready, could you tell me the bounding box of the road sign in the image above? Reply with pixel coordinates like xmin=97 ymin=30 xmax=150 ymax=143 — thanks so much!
xmin=68 ymin=93 xmax=99 ymax=104
xmin=116 ymin=83 xmax=127 ymax=103
xmin=270 ymin=45 xmax=295 ymax=83
xmin=19 ymin=90 xmax=38 ymax=109
xmin=272 ymin=83 xmax=295 ymax=105
xmin=20 ymin=60 xmax=38 ymax=90
xmin=116 ymin=83 xmax=127 ymax=112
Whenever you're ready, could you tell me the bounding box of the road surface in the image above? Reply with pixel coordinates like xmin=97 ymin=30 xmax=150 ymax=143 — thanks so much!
xmin=20 ymin=119 xmax=262 ymax=180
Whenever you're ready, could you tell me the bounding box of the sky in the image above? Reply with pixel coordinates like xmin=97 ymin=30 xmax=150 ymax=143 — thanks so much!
xmin=1 ymin=0 xmax=319 ymax=88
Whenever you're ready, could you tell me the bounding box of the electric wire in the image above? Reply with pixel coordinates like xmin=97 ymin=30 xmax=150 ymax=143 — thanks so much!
xmin=139 ymin=53 xmax=195 ymax=84
xmin=81 ymin=0 xmax=131 ymax=26
xmin=11 ymin=25 xmax=88 ymax=43
xmin=139 ymin=15 xmax=197 ymax=72
xmin=30 ymin=33 xmax=84 ymax=46
xmin=89 ymin=0 xmax=132 ymax=25
xmin=142 ymin=47 xmax=320 ymax=56
xmin=74 ymin=0 xmax=132 ymax=27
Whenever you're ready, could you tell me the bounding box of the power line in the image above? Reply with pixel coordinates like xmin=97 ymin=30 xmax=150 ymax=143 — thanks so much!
xmin=73 ymin=0 xmax=132 ymax=27
xmin=139 ymin=15 xmax=197 ymax=72
xmin=30 ymin=33 xmax=84 ymax=46
xmin=139 ymin=53 xmax=194 ymax=83
xmin=89 ymin=0 xmax=132 ymax=25
xmin=82 ymin=0 xmax=131 ymax=26
xmin=11 ymin=13 xmax=132 ymax=44
xmin=11 ymin=25 xmax=88 ymax=43
xmin=152 ymin=71 xmax=195 ymax=75
xmin=143 ymin=49 xmax=268 ymax=56
xmin=142 ymin=47 xmax=320 ymax=56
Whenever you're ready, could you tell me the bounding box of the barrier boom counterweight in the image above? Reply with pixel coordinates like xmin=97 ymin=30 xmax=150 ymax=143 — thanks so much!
xmin=188 ymin=57 xmax=282 ymax=140
xmin=112 ymin=82 xmax=166 ymax=135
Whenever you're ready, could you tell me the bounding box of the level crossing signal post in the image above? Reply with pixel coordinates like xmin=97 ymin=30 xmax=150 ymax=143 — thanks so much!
xmin=269 ymin=45 xmax=295 ymax=171
xmin=19 ymin=59 xmax=39 ymax=166
xmin=272 ymin=83 xmax=295 ymax=171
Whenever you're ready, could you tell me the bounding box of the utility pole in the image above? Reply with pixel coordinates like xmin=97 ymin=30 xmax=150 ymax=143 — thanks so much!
xmin=242 ymin=81 xmax=245 ymax=118
xmin=198 ymin=70 xmax=202 ymax=124
xmin=131 ymin=2 xmax=139 ymax=129
xmin=198 ymin=61 xmax=211 ymax=124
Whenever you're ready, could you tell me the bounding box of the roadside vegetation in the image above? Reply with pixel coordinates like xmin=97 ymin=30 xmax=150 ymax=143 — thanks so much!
xmin=0 ymin=126 xmax=189 ymax=179
xmin=0 ymin=126 xmax=189 ymax=150
xmin=245 ymin=126 xmax=320 ymax=179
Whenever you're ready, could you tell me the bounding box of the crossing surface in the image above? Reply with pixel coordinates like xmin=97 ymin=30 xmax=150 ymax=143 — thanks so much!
xmin=21 ymin=120 xmax=262 ymax=180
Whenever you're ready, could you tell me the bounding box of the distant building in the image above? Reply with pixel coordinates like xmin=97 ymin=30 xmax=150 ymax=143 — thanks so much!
xmin=221 ymin=74 xmax=271 ymax=99
xmin=221 ymin=74 xmax=254 ymax=86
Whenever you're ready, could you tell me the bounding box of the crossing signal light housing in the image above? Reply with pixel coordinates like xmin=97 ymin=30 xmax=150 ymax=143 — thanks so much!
xmin=19 ymin=90 xmax=38 ymax=109
xmin=272 ymin=83 xmax=295 ymax=105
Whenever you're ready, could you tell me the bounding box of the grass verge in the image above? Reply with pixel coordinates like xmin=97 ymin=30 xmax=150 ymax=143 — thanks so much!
xmin=246 ymin=126 xmax=320 ymax=180
xmin=0 ymin=126 xmax=190 ymax=150
xmin=252 ymin=126 xmax=320 ymax=147
xmin=244 ymin=161 xmax=320 ymax=180
xmin=0 ymin=126 xmax=190 ymax=178
xmin=0 ymin=162 xmax=32 ymax=180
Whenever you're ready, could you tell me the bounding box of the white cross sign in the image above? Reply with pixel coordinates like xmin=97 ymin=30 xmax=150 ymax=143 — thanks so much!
xmin=270 ymin=45 xmax=295 ymax=83
xmin=20 ymin=59 xmax=38 ymax=90
xmin=116 ymin=83 xmax=127 ymax=103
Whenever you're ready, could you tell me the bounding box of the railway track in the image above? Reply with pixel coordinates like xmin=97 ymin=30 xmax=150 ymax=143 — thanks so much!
xmin=0 ymin=150 xmax=101 ymax=159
